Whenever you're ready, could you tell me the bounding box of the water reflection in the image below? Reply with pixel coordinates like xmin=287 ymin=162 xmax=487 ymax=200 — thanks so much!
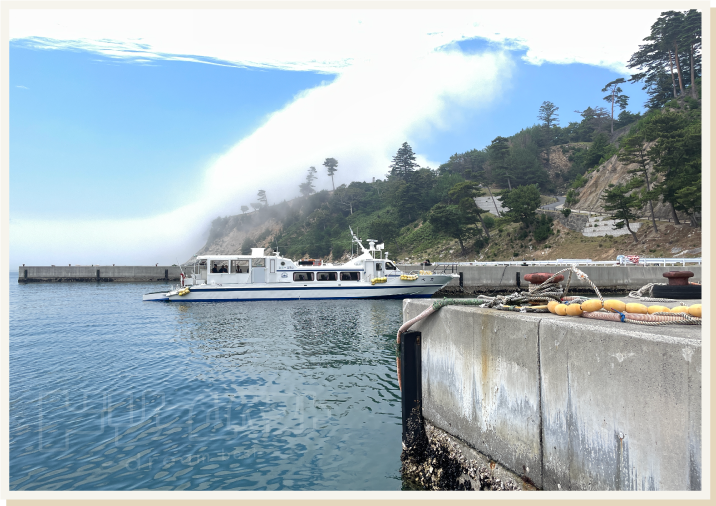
xmin=10 ymin=278 xmax=405 ymax=490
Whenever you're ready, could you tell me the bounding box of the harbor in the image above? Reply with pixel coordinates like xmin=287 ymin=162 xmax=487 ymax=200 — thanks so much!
xmin=397 ymin=271 xmax=702 ymax=491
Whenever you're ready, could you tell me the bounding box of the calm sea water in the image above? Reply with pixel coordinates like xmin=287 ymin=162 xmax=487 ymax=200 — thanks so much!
xmin=9 ymin=272 xmax=405 ymax=490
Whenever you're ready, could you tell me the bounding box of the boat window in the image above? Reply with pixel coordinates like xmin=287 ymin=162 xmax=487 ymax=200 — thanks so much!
xmin=375 ymin=263 xmax=383 ymax=272
xmin=385 ymin=262 xmax=397 ymax=270
xmin=340 ymin=272 xmax=360 ymax=281
xmin=232 ymin=259 xmax=249 ymax=273
xmin=210 ymin=260 xmax=229 ymax=273
xmin=293 ymin=272 xmax=314 ymax=282
xmin=252 ymin=258 xmax=266 ymax=267
xmin=317 ymin=272 xmax=338 ymax=281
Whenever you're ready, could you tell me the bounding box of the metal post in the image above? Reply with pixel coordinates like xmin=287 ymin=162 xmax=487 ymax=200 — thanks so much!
xmin=459 ymin=272 xmax=464 ymax=289
xmin=96 ymin=269 xmax=100 ymax=281
xmin=401 ymin=330 xmax=422 ymax=444
xmin=516 ymin=271 xmax=521 ymax=289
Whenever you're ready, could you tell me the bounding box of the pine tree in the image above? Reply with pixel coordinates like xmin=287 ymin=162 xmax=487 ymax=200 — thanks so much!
xmin=241 ymin=205 xmax=249 ymax=214
xmin=618 ymin=132 xmax=658 ymax=233
xmin=602 ymin=78 xmax=629 ymax=134
xmin=389 ymin=142 xmax=420 ymax=179
xmin=488 ymin=136 xmax=511 ymax=190
xmin=600 ymin=179 xmax=644 ymax=243
xmin=537 ymin=101 xmax=560 ymax=128
xmin=257 ymin=190 xmax=268 ymax=207
xmin=323 ymin=157 xmax=338 ymax=190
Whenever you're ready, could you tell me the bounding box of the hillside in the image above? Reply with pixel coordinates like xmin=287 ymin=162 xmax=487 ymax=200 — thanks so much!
xmin=195 ymin=91 xmax=701 ymax=265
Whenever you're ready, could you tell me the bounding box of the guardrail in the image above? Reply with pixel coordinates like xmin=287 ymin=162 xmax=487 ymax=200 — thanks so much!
xmin=398 ymin=258 xmax=702 ymax=267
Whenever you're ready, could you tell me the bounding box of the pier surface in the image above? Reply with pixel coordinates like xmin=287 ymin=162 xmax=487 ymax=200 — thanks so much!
xmin=17 ymin=265 xmax=182 ymax=283
xmin=402 ymin=297 xmax=701 ymax=491
xmin=401 ymin=264 xmax=702 ymax=292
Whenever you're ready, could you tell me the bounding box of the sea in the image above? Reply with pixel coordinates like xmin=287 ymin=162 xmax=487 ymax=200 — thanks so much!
xmin=9 ymin=272 xmax=407 ymax=491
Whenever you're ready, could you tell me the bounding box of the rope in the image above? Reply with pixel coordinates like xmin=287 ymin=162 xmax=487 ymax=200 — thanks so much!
xmin=628 ymin=282 xmax=683 ymax=303
xmin=582 ymin=310 xmax=701 ymax=326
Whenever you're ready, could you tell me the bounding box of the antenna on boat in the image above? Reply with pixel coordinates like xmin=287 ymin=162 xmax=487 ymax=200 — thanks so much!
xmin=349 ymin=226 xmax=367 ymax=254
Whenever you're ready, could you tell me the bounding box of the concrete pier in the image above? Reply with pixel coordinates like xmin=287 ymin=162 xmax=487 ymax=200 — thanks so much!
xmin=17 ymin=266 xmax=182 ymax=283
xmin=402 ymin=298 xmax=701 ymax=491
xmin=401 ymin=265 xmax=702 ymax=292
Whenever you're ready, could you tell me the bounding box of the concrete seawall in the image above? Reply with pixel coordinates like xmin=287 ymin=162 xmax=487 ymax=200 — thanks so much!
xmin=403 ymin=299 xmax=701 ymax=491
xmin=400 ymin=265 xmax=701 ymax=292
xmin=17 ymin=266 xmax=182 ymax=283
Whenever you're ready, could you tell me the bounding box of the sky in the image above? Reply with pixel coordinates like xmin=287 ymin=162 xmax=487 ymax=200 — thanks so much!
xmin=8 ymin=6 xmax=672 ymax=268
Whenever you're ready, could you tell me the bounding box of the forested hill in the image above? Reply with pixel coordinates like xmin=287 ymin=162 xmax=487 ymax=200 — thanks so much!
xmin=195 ymin=9 xmax=701 ymax=264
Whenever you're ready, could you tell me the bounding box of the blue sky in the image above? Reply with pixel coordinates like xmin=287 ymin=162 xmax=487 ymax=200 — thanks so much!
xmin=8 ymin=7 xmax=664 ymax=267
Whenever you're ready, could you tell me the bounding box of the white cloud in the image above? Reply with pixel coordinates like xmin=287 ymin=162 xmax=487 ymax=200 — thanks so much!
xmin=15 ymin=85 xmax=29 ymax=89
xmin=9 ymin=7 xmax=665 ymax=266
xmin=10 ymin=8 xmax=663 ymax=74
xmin=11 ymin=47 xmax=511 ymax=266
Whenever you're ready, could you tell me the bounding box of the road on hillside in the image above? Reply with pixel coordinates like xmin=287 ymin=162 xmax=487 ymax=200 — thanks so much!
xmin=541 ymin=196 xmax=565 ymax=210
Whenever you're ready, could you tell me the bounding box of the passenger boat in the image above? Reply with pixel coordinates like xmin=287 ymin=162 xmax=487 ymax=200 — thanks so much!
xmin=143 ymin=228 xmax=458 ymax=302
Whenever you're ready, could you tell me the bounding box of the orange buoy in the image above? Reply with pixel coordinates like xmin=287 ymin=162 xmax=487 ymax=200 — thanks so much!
xmin=566 ymin=304 xmax=583 ymax=316
xmin=547 ymin=300 xmax=560 ymax=314
xmin=580 ymin=299 xmax=603 ymax=312
xmin=688 ymin=304 xmax=701 ymax=317
xmin=671 ymin=305 xmax=690 ymax=314
xmin=603 ymin=300 xmax=626 ymax=312
xmin=625 ymin=303 xmax=648 ymax=314
xmin=555 ymin=304 xmax=568 ymax=316
xmin=647 ymin=305 xmax=670 ymax=314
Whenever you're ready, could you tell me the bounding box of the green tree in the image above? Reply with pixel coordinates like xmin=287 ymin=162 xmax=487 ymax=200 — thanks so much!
xmin=600 ymin=178 xmax=644 ymax=243
xmin=538 ymin=101 xmax=559 ymax=128
xmin=250 ymin=202 xmax=261 ymax=211
xmin=681 ymin=9 xmax=701 ymax=99
xmin=448 ymin=181 xmax=490 ymax=239
xmin=428 ymin=203 xmax=471 ymax=255
xmin=647 ymin=112 xmax=701 ymax=226
xmin=602 ymin=78 xmax=629 ymax=134
xmin=240 ymin=205 xmax=249 ymax=214
xmin=499 ymin=184 xmax=541 ymax=228
xmin=488 ymin=136 xmax=511 ymax=189
xmin=368 ymin=217 xmax=399 ymax=244
xmin=299 ymin=166 xmax=318 ymax=197
xmin=618 ymin=132 xmax=658 ymax=233
xmin=333 ymin=183 xmax=365 ymax=215
xmin=389 ymin=142 xmax=420 ymax=179
xmin=323 ymin=157 xmax=339 ymax=190
xmin=257 ymin=189 xmax=268 ymax=207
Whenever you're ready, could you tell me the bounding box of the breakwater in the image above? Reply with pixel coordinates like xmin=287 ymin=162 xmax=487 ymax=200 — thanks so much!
xmin=16 ymin=265 xmax=182 ymax=283
xmin=401 ymin=265 xmax=701 ymax=293
xmin=401 ymin=299 xmax=701 ymax=491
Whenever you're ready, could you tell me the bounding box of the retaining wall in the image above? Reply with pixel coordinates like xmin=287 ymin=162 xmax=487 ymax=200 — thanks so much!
xmin=17 ymin=266 xmax=182 ymax=283
xmin=403 ymin=300 xmax=701 ymax=491
xmin=400 ymin=265 xmax=701 ymax=292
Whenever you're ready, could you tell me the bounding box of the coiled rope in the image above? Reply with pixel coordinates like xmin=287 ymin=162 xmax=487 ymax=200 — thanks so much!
xmin=395 ymin=265 xmax=700 ymax=390
xmin=628 ymin=282 xmax=682 ymax=303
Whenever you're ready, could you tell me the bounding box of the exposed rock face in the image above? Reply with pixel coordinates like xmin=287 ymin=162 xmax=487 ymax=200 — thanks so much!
xmin=571 ymin=142 xmax=690 ymax=222
xmin=195 ymin=214 xmax=282 ymax=257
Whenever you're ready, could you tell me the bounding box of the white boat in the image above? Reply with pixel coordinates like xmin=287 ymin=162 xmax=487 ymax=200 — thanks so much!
xmin=143 ymin=228 xmax=458 ymax=302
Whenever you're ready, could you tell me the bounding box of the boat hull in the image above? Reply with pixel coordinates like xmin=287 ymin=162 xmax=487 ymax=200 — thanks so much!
xmin=143 ymin=277 xmax=455 ymax=302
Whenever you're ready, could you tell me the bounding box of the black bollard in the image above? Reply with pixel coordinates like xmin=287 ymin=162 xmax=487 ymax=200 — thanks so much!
xmin=459 ymin=271 xmax=464 ymax=289
xmin=96 ymin=269 xmax=100 ymax=281
xmin=516 ymin=271 xmax=521 ymax=289
xmin=401 ymin=330 xmax=422 ymax=444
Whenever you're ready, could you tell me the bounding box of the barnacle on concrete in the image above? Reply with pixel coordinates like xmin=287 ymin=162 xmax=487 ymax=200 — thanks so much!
xmin=400 ymin=407 xmax=520 ymax=491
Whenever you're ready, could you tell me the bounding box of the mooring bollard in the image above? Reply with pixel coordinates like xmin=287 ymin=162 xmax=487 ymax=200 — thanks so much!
xmin=401 ymin=330 xmax=422 ymax=444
